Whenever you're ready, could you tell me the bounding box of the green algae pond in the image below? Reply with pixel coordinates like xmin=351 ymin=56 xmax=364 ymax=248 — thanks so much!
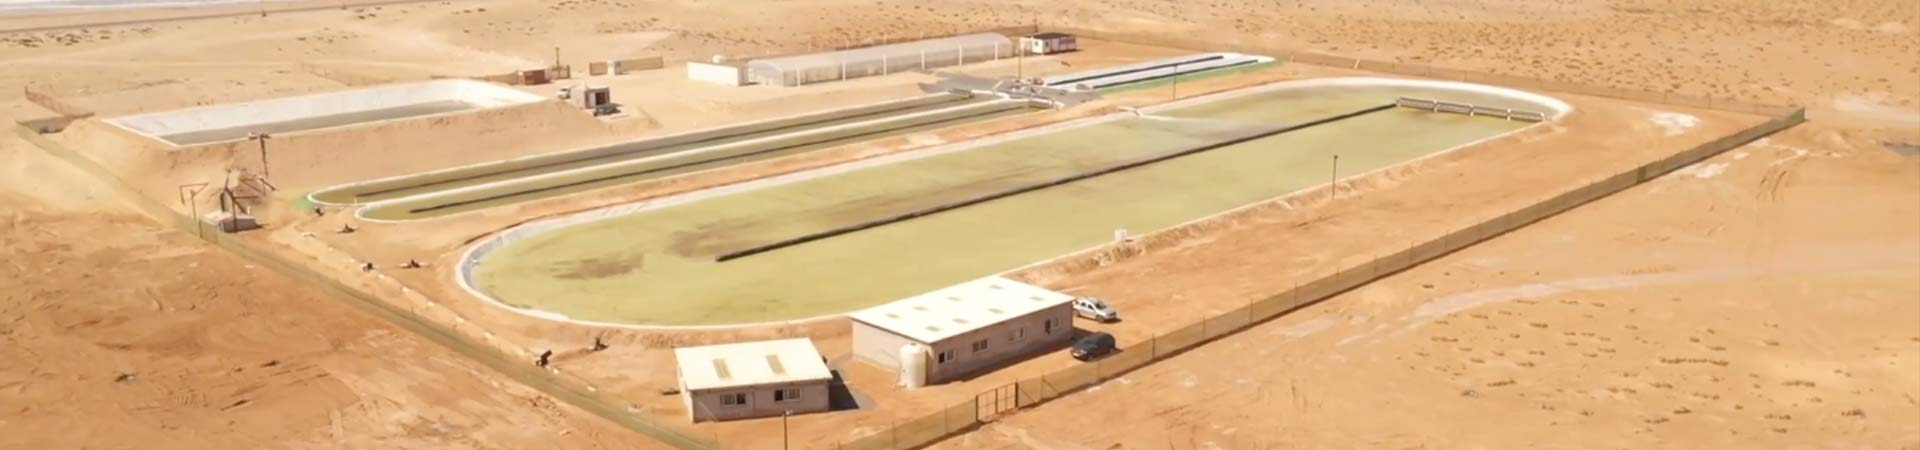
xmin=465 ymin=80 xmax=1548 ymax=326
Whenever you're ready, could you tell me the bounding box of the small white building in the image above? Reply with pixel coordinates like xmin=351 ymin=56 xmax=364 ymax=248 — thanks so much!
xmin=1020 ymin=32 xmax=1079 ymax=55
xmin=558 ymin=84 xmax=612 ymax=115
xmin=850 ymin=276 xmax=1075 ymax=386
xmin=674 ymin=338 xmax=833 ymax=422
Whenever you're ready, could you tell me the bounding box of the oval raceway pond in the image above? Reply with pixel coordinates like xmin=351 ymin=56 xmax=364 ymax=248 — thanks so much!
xmin=458 ymin=77 xmax=1569 ymax=327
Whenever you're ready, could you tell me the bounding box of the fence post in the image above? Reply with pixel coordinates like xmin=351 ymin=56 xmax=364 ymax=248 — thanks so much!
xmin=1293 ymin=282 xmax=1300 ymax=310
xmin=1013 ymin=381 xmax=1020 ymax=413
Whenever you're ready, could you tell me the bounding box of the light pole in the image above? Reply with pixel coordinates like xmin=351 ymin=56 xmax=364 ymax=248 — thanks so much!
xmin=1171 ymin=62 xmax=1181 ymax=99
xmin=1329 ymin=154 xmax=1340 ymax=199
xmin=246 ymin=132 xmax=272 ymax=179
xmin=781 ymin=410 xmax=791 ymax=450
xmin=1015 ymin=37 xmax=1024 ymax=80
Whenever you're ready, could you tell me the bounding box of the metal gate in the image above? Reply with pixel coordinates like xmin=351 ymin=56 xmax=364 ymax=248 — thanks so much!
xmin=975 ymin=382 xmax=1019 ymax=420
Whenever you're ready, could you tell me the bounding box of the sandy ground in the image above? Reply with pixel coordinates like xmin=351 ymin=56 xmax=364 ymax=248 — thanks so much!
xmin=1059 ymin=0 xmax=1918 ymax=130
xmin=932 ymin=123 xmax=1920 ymax=450
xmin=0 ymin=132 xmax=675 ymax=449
xmin=3 ymin=0 xmax=1908 ymax=128
xmin=0 ymin=0 xmax=1912 ymax=449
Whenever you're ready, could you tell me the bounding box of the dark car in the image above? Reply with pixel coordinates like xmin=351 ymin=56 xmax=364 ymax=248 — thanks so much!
xmin=1070 ymin=332 xmax=1116 ymax=361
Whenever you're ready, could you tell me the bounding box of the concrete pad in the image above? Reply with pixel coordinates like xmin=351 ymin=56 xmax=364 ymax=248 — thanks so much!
xmin=105 ymin=79 xmax=543 ymax=147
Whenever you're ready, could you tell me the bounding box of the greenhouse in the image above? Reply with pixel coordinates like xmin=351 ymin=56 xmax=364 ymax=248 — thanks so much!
xmin=747 ymin=33 xmax=1015 ymax=87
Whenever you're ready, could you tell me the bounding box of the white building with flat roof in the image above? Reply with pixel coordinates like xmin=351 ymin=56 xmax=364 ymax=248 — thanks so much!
xmin=850 ymin=276 xmax=1075 ymax=385
xmin=1021 ymin=32 xmax=1079 ymax=55
xmin=674 ymin=338 xmax=833 ymax=422
xmin=746 ymin=33 xmax=1014 ymax=87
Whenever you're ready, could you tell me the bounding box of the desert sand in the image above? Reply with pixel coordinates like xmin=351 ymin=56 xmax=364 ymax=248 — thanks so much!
xmin=0 ymin=0 xmax=1913 ymax=449
xmin=3 ymin=0 xmax=1912 ymax=125
xmin=932 ymin=122 xmax=1920 ymax=450
xmin=0 ymin=131 xmax=675 ymax=449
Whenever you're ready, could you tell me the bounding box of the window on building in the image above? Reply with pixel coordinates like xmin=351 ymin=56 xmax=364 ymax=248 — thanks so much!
xmin=720 ymin=392 xmax=748 ymax=407
xmin=972 ymin=339 xmax=990 ymax=353
xmin=1008 ymin=327 xmax=1025 ymax=343
xmin=937 ymin=349 xmax=956 ymax=364
xmin=1044 ymin=318 xmax=1058 ymax=334
xmin=774 ymin=388 xmax=801 ymax=403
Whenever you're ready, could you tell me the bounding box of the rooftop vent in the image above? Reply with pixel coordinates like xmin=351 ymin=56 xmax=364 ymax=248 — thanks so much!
xmin=765 ymin=354 xmax=787 ymax=376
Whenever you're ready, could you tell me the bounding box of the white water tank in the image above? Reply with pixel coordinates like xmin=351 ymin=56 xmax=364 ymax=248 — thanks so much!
xmin=899 ymin=343 xmax=927 ymax=389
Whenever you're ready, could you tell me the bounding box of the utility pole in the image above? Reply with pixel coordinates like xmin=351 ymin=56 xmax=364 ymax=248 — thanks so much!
xmin=782 ymin=410 xmax=791 ymax=450
xmin=258 ymin=0 xmax=266 ymax=17
xmin=553 ymin=46 xmax=560 ymax=68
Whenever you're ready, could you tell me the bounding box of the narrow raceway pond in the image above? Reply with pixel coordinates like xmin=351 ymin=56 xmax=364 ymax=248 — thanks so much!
xmin=311 ymin=92 xmax=1030 ymax=220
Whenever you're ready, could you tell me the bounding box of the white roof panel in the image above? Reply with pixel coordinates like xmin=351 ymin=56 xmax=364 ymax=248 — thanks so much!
xmin=747 ymin=33 xmax=1011 ymax=72
xmin=674 ymin=338 xmax=832 ymax=391
xmin=848 ymin=276 xmax=1073 ymax=343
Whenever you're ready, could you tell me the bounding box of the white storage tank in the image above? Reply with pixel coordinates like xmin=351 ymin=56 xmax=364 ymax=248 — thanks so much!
xmin=899 ymin=343 xmax=927 ymax=389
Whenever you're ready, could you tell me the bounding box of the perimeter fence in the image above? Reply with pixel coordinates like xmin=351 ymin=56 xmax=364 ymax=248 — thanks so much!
xmin=13 ymin=21 xmax=1814 ymax=450
xmin=821 ymin=105 xmax=1805 ymax=450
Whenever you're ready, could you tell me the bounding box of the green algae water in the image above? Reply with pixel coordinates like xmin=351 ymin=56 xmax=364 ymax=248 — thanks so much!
xmin=470 ymin=83 xmax=1536 ymax=325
